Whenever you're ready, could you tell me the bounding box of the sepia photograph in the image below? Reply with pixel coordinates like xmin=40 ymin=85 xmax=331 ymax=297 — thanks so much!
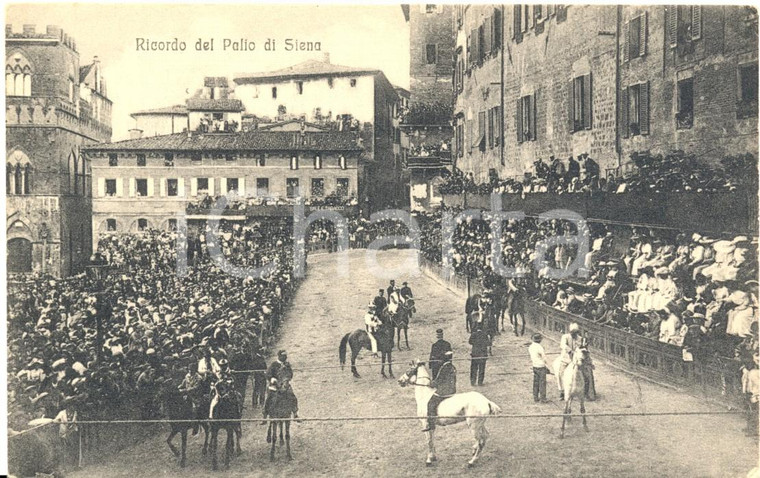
xmin=3 ymin=2 xmax=759 ymax=477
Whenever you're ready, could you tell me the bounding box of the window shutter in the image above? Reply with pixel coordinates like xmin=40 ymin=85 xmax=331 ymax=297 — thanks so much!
xmin=557 ymin=5 xmax=567 ymax=23
xmin=493 ymin=8 xmax=502 ymax=50
xmin=514 ymin=5 xmax=523 ymax=43
xmin=583 ymin=74 xmax=593 ymax=130
xmin=641 ymin=12 xmax=648 ymax=56
xmin=239 ymin=177 xmax=246 ymax=196
xmin=208 ymin=178 xmax=215 ymax=195
xmin=178 ymin=178 xmax=185 ymax=197
xmin=220 ymin=178 xmax=227 ymax=194
xmin=484 ymin=17 xmax=492 ymax=57
xmin=639 ymin=81 xmax=650 ymax=135
xmin=147 ymin=178 xmax=154 ymax=197
xmin=471 ymin=28 xmax=478 ymax=65
xmin=621 ymin=87 xmax=630 ymax=139
xmin=97 ymin=177 xmax=105 ymax=197
xmin=531 ymin=91 xmax=538 ymax=141
xmin=668 ymin=5 xmax=678 ymax=48
xmin=478 ymin=111 xmax=486 ymax=149
xmin=159 ymin=177 xmax=166 ymax=196
xmin=568 ymin=79 xmax=575 ymax=132
xmin=516 ymin=98 xmax=524 ymax=143
xmin=623 ymin=21 xmax=630 ymax=63
xmin=691 ymin=6 xmax=701 ymax=40
xmin=534 ymin=7 xmax=544 ymax=34
xmin=468 ymin=120 xmax=473 ymax=153
xmin=467 ymin=34 xmax=472 ymax=64
xmin=116 ymin=177 xmax=124 ymax=197
xmin=190 ymin=178 xmax=198 ymax=196
xmin=129 ymin=178 xmax=136 ymax=197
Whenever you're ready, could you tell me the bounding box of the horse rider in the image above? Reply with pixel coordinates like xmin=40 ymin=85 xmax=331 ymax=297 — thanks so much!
xmin=387 ymin=280 xmax=397 ymax=300
xmin=422 ymin=350 xmax=456 ymax=432
xmin=209 ymin=358 xmax=235 ymax=419
xmin=198 ymin=347 xmax=221 ymax=380
xmin=557 ymin=323 xmax=583 ymax=400
xmin=364 ymin=302 xmax=382 ymax=357
xmin=373 ymin=289 xmax=388 ymax=320
xmin=263 ymin=350 xmax=299 ymax=422
xmin=179 ymin=362 xmax=204 ymax=435
xmin=429 ymin=328 xmax=452 ymax=379
xmin=400 ymin=281 xmax=416 ymax=317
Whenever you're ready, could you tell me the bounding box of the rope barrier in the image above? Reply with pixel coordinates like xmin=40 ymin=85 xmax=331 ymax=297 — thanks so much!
xmin=230 ymin=352 xmax=561 ymax=374
xmin=9 ymin=409 xmax=744 ymax=433
xmin=8 ymin=421 xmax=58 ymax=437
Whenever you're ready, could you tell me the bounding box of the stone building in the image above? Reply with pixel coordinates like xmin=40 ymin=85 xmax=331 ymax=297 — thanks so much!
xmin=6 ymin=24 xmax=112 ymax=276
xmin=618 ymin=5 xmax=758 ymax=166
xmin=452 ymin=4 xmax=506 ymax=182
xmin=404 ymin=3 xmax=455 ymax=211
xmin=233 ymin=57 xmax=405 ymax=210
xmin=451 ymin=5 xmax=758 ymax=182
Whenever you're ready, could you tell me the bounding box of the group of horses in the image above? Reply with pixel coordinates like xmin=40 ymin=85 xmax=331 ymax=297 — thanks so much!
xmin=161 ymin=345 xmax=298 ymax=470
xmin=339 ymin=290 xmax=416 ymax=378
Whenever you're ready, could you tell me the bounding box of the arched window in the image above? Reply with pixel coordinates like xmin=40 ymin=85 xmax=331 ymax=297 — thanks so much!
xmin=7 ymin=149 xmax=32 ymax=194
xmin=6 ymin=52 xmax=32 ymax=96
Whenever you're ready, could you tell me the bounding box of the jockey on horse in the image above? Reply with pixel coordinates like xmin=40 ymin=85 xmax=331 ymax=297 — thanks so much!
xmin=364 ymin=303 xmax=382 ymax=357
xmin=399 ymin=281 xmax=416 ymax=318
xmin=209 ymin=358 xmax=237 ymax=419
xmin=373 ymin=289 xmax=388 ymax=321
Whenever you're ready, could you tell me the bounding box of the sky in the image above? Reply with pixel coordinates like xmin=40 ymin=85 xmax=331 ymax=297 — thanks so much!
xmin=6 ymin=4 xmax=411 ymax=140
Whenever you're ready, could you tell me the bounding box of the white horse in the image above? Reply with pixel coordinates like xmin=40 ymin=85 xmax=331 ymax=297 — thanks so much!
xmin=556 ymin=347 xmax=591 ymax=438
xmin=397 ymin=361 xmax=501 ymax=467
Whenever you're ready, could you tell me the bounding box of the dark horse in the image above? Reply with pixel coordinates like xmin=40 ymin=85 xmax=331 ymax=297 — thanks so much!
xmin=390 ymin=298 xmax=414 ymax=350
xmin=209 ymin=382 xmax=243 ymax=471
xmin=339 ymin=322 xmax=394 ymax=378
xmin=266 ymin=380 xmax=299 ymax=461
xmin=162 ymin=384 xmax=210 ymax=467
xmin=229 ymin=345 xmax=255 ymax=405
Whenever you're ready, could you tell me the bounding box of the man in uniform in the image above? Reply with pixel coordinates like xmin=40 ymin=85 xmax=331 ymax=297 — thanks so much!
xmin=429 ymin=329 xmax=452 ymax=379
xmin=263 ymin=350 xmax=298 ymax=421
xmin=364 ymin=303 xmax=382 ymax=356
xmin=387 ymin=280 xmax=397 ymax=300
xmin=422 ymin=350 xmax=456 ymax=432
xmin=373 ymin=289 xmax=388 ymax=320
xmin=399 ymin=281 xmax=416 ymax=317
xmin=209 ymin=358 xmax=235 ymax=418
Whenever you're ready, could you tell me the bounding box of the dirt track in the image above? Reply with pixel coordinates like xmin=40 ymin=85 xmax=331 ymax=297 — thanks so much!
xmin=71 ymin=249 xmax=759 ymax=477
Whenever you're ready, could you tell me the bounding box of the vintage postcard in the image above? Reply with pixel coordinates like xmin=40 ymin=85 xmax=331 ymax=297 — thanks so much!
xmin=4 ymin=3 xmax=759 ymax=477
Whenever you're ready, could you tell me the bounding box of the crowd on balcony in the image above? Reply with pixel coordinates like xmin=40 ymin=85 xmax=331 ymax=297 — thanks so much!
xmin=8 ymin=226 xmax=296 ymax=434
xmin=197 ymin=117 xmax=239 ymax=133
xmin=439 ymin=152 xmax=758 ymax=196
xmin=409 ymin=140 xmax=451 ymax=158
xmin=416 ymin=207 xmax=758 ymax=364
xmin=184 ymin=193 xmax=359 ymax=212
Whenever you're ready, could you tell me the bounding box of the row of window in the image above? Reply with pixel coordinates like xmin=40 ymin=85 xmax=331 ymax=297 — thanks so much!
xmin=453 ymin=105 xmax=503 ymax=158
xmin=107 ymin=153 xmax=347 ymax=170
xmin=6 ymin=163 xmax=32 ymax=195
xmin=99 ymin=177 xmax=351 ymax=199
xmin=513 ymin=4 xmax=568 ymax=44
xmin=268 ymin=78 xmax=357 ymax=100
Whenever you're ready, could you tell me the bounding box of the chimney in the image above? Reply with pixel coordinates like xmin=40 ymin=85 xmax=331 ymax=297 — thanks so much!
xmin=23 ymin=24 xmax=35 ymax=35
xmin=321 ymin=52 xmax=330 ymax=64
xmin=46 ymin=25 xmax=61 ymax=37
xmin=129 ymin=128 xmax=143 ymax=140
xmin=6 ymin=25 xmax=12 ymax=36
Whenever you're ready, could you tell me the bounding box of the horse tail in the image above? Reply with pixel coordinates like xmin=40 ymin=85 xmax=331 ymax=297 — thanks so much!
xmin=488 ymin=401 xmax=502 ymax=415
xmin=339 ymin=333 xmax=350 ymax=369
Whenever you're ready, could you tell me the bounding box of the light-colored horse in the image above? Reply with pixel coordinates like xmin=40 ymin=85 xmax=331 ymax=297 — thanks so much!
xmin=397 ymin=361 xmax=501 ymax=467
xmin=556 ymin=347 xmax=591 ymax=438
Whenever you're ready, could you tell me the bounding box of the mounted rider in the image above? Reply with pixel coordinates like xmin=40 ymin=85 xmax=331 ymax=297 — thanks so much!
xmin=556 ymin=322 xmax=593 ymax=400
xmin=263 ymin=350 xmax=299 ymax=422
xmin=197 ymin=346 xmax=221 ymax=379
xmin=364 ymin=302 xmax=382 ymax=357
xmin=373 ymin=289 xmax=388 ymax=320
xmin=399 ymin=281 xmax=416 ymax=317
xmin=178 ymin=362 xmax=204 ymax=435
xmin=209 ymin=358 xmax=236 ymax=418
xmin=386 ymin=280 xmax=397 ymax=300
xmin=422 ymin=350 xmax=457 ymax=432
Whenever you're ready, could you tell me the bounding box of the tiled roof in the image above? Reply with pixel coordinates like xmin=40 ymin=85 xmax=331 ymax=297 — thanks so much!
xmin=84 ymin=131 xmax=362 ymax=152
xmin=234 ymin=60 xmax=378 ymax=85
xmin=79 ymin=64 xmax=95 ymax=84
xmin=185 ymin=98 xmax=244 ymax=112
xmin=131 ymin=105 xmax=188 ymax=116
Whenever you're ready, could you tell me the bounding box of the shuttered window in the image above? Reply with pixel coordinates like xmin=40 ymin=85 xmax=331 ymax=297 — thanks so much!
xmin=484 ymin=17 xmax=492 ymax=57
xmin=493 ymin=8 xmax=502 ymax=51
xmin=556 ymin=5 xmax=568 ymax=23
xmin=492 ymin=106 xmax=502 ymax=147
xmin=691 ymin=6 xmax=702 ymax=40
xmin=571 ymin=74 xmax=592 ymax=132
xmin=622 ymin=82 xmax=650 ymax=137
xmin=625 ymin=13 xmax=647 ymax=61
xmin=517 ymin=94 xmax=536 ymax=143
xmin=668 ymin=5 xmax=678 ymax=48
xmin=477 ymin=111 xmax=486 ymax=151
xmin=513 ymin=5 xmax=523 ymax=43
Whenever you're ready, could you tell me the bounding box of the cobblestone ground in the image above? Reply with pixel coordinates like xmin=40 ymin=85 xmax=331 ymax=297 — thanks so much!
xmin=72 ymin=250 xmax=758 ymax=477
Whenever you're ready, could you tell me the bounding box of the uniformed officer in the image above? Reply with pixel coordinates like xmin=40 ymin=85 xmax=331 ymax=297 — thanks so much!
xmin=422 ymin=350 xmax=456 ymax=432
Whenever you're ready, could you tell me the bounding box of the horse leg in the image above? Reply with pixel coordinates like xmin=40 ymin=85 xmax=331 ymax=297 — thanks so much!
xmin=235 ymin=423 xmax=242 ymax=456
xmin=381 ymin=353 xmax=387 ymax=378
xmin=581 ymin=397 xmax=588 ymax=432
xmin=425 ymin=430 xmax=436 ymax=466
xmin=202 ymin=423 xmax=209 ymax=456
xmin=279 ymin=421 xmax=285 ymax=445
xmin=285 ymin=421 xmax=292 ymax=461
xmin=396 ymin=327 xmax=402 ymax=351
xmin=167 ymin=429 xmax=180 ymax=458
xmin=269 ymin=422 xmax=277 ymax=461
xmin=560 ymin=399 xmax=571 ymax=439
xmin=225 ymin=429 xmax=232 ymax=469
xmin=519 ymin=314 xmax=525 ymax=336
xmin=266 ymin=422 xmax=272 ymax=443
xmin=351 ymin=347 xmax=361 ymax=378
xmin=180 ymin=430 xmax=187 ymax=468
xmin=387 ymin=351 xmax=394 ymax=378
xmin=211 ymin=429 xmax=218 ymax=470
xmin=468 ymin=421 xmax=486 ymax=467
xmin=404 ymin=327 xmax=409 ymax=349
